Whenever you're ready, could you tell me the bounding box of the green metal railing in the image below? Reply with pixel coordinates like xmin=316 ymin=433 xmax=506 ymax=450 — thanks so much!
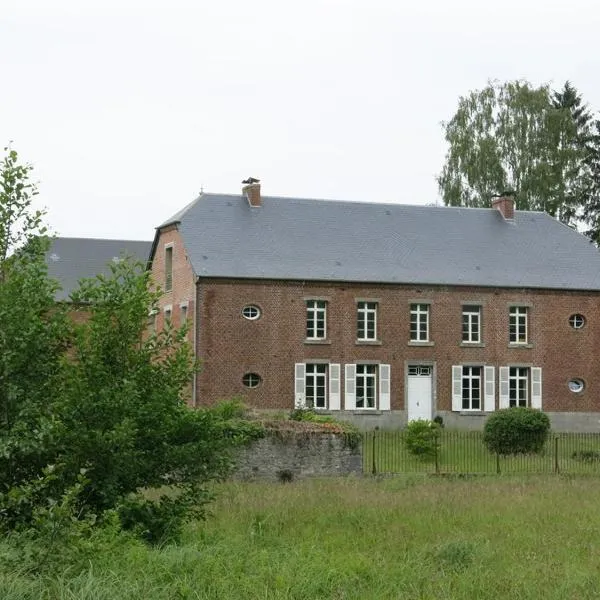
xmin=362 ymin=430 xmax=600 ymax=475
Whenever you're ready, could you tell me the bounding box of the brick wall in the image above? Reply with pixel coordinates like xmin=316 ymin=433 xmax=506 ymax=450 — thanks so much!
xmin=194 ymin=278 xmax=600 ymax=414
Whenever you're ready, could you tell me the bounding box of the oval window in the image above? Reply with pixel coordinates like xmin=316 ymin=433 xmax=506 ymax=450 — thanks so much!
xmin=568 ymin=379 xmax=585 ymax=393
xmin=242 ymin=305 xmax=261 ymax=320
xmin=243 ymin=373 xmax=261 ymax=388
xmin=569 ymin=314 xmax=586 ymax=329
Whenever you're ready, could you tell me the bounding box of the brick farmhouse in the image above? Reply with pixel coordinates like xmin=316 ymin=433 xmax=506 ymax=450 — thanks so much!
xmin=48 ymin=183 xmax=600 ymax=431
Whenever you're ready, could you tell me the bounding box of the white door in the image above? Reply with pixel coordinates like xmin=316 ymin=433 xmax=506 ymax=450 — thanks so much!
xmin=407 ymin=365 xmax=433 ymax=422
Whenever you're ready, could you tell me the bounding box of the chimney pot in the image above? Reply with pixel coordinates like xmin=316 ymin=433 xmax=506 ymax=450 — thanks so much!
xmin=492 ymin=194 xmax=515 ymax=220
xmin=242 ymin=178 xmax=261 ymax=207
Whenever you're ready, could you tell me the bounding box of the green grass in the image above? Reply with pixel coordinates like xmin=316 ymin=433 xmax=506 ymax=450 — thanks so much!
xmin=4 ymin=476 xmax=600 ymax=598
xmin=363 ymin=430 xmax=600 ymax=475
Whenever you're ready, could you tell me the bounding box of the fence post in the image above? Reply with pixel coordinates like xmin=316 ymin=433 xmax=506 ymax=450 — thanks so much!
xmin=371 ymin=427 xmax=378 ymax=475
xmin=554 ymin=436 xmax=560 ymax=474
xmin=496 ymin=453 xmax=501 ymax=475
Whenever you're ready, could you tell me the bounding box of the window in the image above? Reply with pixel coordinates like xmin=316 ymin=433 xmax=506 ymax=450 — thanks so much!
xmin=569 ymin=314 xmax=585 ymax=329
xmin=568 ymin=378 xmax=585 ymax=393
xmin=164 ymin=305 xmax=172 ymax=324
xmin=357 ymin=302 xmax=377 ymax=341
xmin=242 ymin=373 xmax=261 ymax=388
xmin=306 ymin=300 xmax=327 ymax=340
xmin=295 ymin=363 xmax=341 ymax=410
xmin=452 ymin=365 xmax=495 ymax=412
xmin=461 ymin=366 xmax=482 ymax=410
xmin=355 ymin=364 xmax=377 ymax=409
xmin=242 ymin=305 xmax=261 ymax=320
xmin=305 ymin=364 xmax=328 ymax=408
xmin=462 ymin=305 xmax=481 ymax=343
xmin=509 ymin=306 xmax=528 ymax=344
xmin=410 ymin=303 xmax=429 ymax=342
xmin=165 ymin=246 xmax=173 ymax=292
xmin=180 ymin=304 xmax=188 ymax=323
xmin=509 ymin=367 xmax=529 ymax=407
xmin=147 ymin=309 xmax=157 ymax=332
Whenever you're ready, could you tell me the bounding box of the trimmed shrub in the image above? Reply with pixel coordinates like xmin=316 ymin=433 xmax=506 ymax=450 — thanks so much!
xmin=404 ymin=420 xmax=441 ymax=461
xmin=483 ymin=408 xmax=550 ymax=455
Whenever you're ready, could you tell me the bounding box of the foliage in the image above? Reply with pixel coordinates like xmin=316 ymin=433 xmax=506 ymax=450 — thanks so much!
xmin=483 ymin=408 xmax=551 ymax=455
xmin=403 ymin=419 xmax=441 ymax=461
xmin=0 ymin=145 xmax=263 ymax=544
xmin=571 ymin=449 xmax=600 ymax=463
xmin=288 ymin=407 xmax=361 ymax=448
xmin=438 ymin=80 xmax=596 ymax=226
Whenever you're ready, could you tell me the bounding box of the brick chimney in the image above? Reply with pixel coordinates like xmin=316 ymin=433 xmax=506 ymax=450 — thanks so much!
xmin=492 ymin=193 xmax=515 ymax=221
xmin=242 ymin=177 xmax=261 ymax=207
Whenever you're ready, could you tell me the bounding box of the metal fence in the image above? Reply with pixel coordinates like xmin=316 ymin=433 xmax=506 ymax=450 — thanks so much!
xmin=362 ymin=430 xmax=600 ymax=475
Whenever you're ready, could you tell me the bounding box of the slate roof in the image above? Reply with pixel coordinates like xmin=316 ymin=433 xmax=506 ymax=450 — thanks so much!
xmin=156 ymin=193 xmax=600 ymax=291
xmin=46 ymin=237 xmax=152 ymax=300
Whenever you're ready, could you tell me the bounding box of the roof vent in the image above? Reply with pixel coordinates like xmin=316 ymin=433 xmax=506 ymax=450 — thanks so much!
xmin=242 ymin=177 xmax=261 ymax=208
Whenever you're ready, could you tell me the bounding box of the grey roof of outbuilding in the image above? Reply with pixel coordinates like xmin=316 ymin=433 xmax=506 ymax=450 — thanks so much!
xmin=158 ymin=193 xmax=600 ymax=291
xmin=46 ymin=237 xmax=152 ymax=300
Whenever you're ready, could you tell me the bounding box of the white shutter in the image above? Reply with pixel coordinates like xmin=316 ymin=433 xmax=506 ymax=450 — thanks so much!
xmin=345 ymin=364 xmax=356 ymax=410
xmin=379 ymin=364 xmax=391 ymax=411
xmin=499 ymin=366 xmax=510 ymax=409
xmin=484 ymin=366 xmax=495 ymax=412
xmin=531 ymin=367 xmax=542 ymax=409
xmin=294 ymin=363 xmax=306 ymax=409
xmin=329 ymin=364 xmax=341 ymax=410
xmin=452 ymin=365 xmax=462 ymax=411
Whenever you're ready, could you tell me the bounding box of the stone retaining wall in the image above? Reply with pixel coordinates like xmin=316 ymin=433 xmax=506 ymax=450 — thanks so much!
xmin=234 ymin=431 xmax=362 ymax=481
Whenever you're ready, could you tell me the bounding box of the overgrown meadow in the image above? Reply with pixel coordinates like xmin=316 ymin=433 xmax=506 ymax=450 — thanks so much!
xmin=3 ymin=475 xmax=600 ymax=599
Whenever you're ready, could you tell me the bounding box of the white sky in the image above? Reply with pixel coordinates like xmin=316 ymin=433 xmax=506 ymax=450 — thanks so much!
xmin=2 ymin=0 xmax=600 ymax=240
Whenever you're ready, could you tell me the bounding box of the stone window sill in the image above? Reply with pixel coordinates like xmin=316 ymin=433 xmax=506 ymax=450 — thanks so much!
xmin=508 ymin=343 xmax=534 ymax=349
xmin=408 ymin=341 xmax=435 ymax=347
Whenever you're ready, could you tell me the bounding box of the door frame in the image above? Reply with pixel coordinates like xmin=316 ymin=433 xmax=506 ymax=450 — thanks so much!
xmin=404 ymin=360 xmax=436 ymax=421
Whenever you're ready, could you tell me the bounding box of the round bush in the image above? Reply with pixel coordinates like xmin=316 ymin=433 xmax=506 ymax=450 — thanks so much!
xmin=483 ymin=408 xmax=551 ymax=455
xmin=404 ymin=419 xmax=441 ymax=461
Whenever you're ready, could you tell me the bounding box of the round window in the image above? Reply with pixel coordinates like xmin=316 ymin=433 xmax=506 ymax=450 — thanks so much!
xmin=243 ymin=373 xmax=261 ymax=388
xmin=242 ymin=305 xmax=261 ymax=320
xmin=569 ymin=314 xmax=586 ymax=329
xmin=568 ymin=379 xmax=585 ymax=393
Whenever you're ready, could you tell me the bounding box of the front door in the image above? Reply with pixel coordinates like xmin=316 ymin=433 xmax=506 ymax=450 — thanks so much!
xmin=407 ymin=365 xmax=433 ymax=422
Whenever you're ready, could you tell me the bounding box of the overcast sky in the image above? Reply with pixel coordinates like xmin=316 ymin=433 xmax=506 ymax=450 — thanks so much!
xmin=2 ymin=0 xmax=600 ymax=240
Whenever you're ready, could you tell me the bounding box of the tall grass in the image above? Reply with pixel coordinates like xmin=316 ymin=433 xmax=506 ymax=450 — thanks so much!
xmin=3 ymin=476 xmax=600 ymax=598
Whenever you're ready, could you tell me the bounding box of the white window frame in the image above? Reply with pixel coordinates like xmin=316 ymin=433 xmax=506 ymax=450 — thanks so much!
xmin=509 ymin=366 xmax=529 ymax=407
xmin=164 ymin=244 xmax=173 ymax=292
xmin=355 ymin=364 xmax=377 ymax=409
xmin=509 ymin=306 xmax=528 ymax=344
xmin=410 ymin=303 xmax=429 ymax=342
xmin=452 ymin=365 xmax=495 ymax=412
xmin=306 ymin=300 xmax=327 ymax=340
xmin=461 ymin=366 xmax=482 ymax=411
xmin=305 ymin=363 xmax=328 ymax=409
xmin=462 ymin=305 xmax=481 ymax=344
xmin=295 ymin=363 xmax=341 ymax=410
xmin=357 ymin=302 xmax=377 ymax=341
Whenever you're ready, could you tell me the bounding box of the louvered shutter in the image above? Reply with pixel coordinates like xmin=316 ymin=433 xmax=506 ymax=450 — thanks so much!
xmin=484 ymin=366 xmax=495 ymax=412
xmin=329 ymin=364 xmax=341 ymax=410
xmin=499 ymin=367 xmax=510 ymax=409
xmin=452 ymin=365 xmax=462 ymax=412
xmin=294 ymin=363 xmax=306 ymax=408
xmin=531 ymin=367 xmax=542 ymax=409
xmin=345 ymin=364 xmax=356 ymax=410
xmin=379 ymin=364 xmax=391 ymax=411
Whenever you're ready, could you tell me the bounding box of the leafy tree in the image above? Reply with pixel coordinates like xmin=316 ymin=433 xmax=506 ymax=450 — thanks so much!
xmin=0 ymin=145 xmax=263 ymax=544
xmin=438 ymin=80 xmax=593 ymax=226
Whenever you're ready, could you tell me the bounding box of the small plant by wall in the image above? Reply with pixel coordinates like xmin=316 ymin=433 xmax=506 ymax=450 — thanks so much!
xmin=483 ymin=408 xmax=551 ymax=455
xmin=404 ymin=419 xmax=441 ymax=462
